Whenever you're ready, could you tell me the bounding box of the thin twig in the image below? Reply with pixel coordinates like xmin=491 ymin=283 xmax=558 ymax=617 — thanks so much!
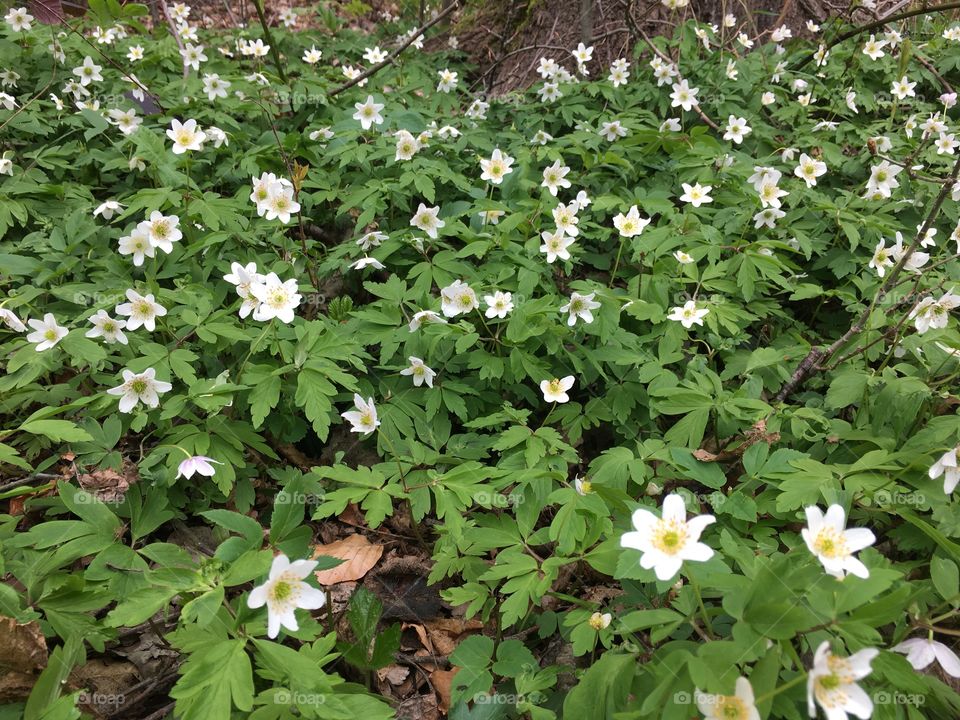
xmin=774 ymin=153 xmax=960 ymax=402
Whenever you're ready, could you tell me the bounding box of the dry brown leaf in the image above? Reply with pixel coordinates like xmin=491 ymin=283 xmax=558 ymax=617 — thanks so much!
xmin=430 ymin=668 xmax=459 ymax=713
xmin=0 ymin=616 xmax=47 ymax=673
xmin=422 ymin=618 xmax=484 ymax=656
xmin=313 ymin=534 xmax=383 ymax=584
xmin=377 ymin=664 xmax=410 ymax=685
xmin=396 ymin=694 xmax=440 ymax=720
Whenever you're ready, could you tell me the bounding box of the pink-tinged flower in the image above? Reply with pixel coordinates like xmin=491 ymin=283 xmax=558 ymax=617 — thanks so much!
xmin=176 ymin=455 xmax=223 ymax=480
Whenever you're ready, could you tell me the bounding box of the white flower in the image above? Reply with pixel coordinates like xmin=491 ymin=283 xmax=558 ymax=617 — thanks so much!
xmin=862 ymin=34 xmax=887 ymax=60
xmin=115 ymin=289 xmax=167 ymax=332
xmin=0 ymin=308 xmax=26 ymax=332
xmin=73 ymin=56 xmax=103 ymax=86
xmin=350 ymin=256 xmax=384 ymax=271
xmin=930 ymin=447 xmax=960 ymax=494
xmin=409 ymin=309 xmax=447 ymax=331
xmin=620 ymin=493 xmax=715 ymax=581
xmin=572 ymin=42 xmax=593 ymax=67
xmin=480 ymin=148 xmax=515 ymax=185
xmin=107 ymin=108 xmax=142 ymax=135
xmin=353 ymin=95 xmax=384 ymax=130
xmin=107 ymin=368 xmax=172 ymax=412
xmin=757 ymin=181 xmax=788 ymax=209
xmin=341 ymin=394 xmax=380 ymax=434
xmin=588 ymin=612 xmax=611 ymax=630
xmin=667 ymin=300 xmax=708 ymax=328
xmin=140 ymin=211 xmax=182 ymax=253
xmin=26 ymin=313 xmax=68 ymax=351
xmin=696 ymin=677 xmax=760 ymax=720
xmin=309 ymin=127 xmax=335 ymax=143
xmin=540 ymin=229 xmax=575 ymax=263
xmin=679 ymin=182 xmax=712 ymax=207
xmin=484 ymin=291 xmax=514 ymax=319
xmin=250 ymin=273 xmax=301 ymax=324
xmin=552 ymin=202 xmax=579 ymax=236
xmin=206 ymin=126 xmax=228 ymax=148
xmin=722 ymin=115 xmax=751 ymax=144
xmin=86 ymin=310 xmax=127 ymax=345
xmin=437 ymin=68 xmax=458 ymax=93
xmin=181 ymin=42 xmax=207 ymax=71
xmin=93 ymin=200 xmax=122 ymax=220
xmin=937 ymin=132 xmax=959 ymax=155
xmin=363 ymin=46 xmax=388 ymax=64
xmin=247 ymin=554 xmax=326 ymax=639
xmin=891 ymin=76 xmax=917 ymax=101
xmin=356 ymin=231 xmax=387 ymax=251
xmin=572 ymin=190 xmax=591 ymax=211
xmin=118 ymin=227 xmax=155 ymax=266
xmin=245 ymin=39 xmax=270 ymax=58
xmin=795 ymin=153 xmax=827 ymax=188
xmin=540 ymin=376 xmax=574 ymax=403
xmin=807 ymin=642 xmax=878 ymax=720
xmin=670 ymin=79 xmax=699 ymax=111
xmin=341 ymin=65 xmax=367 ymax=87
xmin=5 ymin=7 xmax=33 ymax=32
xmin=560 ymin=291 xmax=600 ymax=326
xmin=303 ymin=46 xmax=322 ymax=64
xmin=263 ymin=184 xmax=300 ymax=224
xmin=410 ymin=203 xmax=444 ymax=239
xmin=910 ymin=293 xmax=960 ymax=334
xmin=753 ymin=208 xmax=785 ymax=229
xmin=176 ymin=455 xmax=222 ymax=479
xmin=599 ymin=120 xmax=628 ymax=141
xmin=202 ymin=73 xmax=230 ymax=101
xmin=440 ymin=280 xmax=478 ymax=317
xmin=166 ymin=118 xmax=205 ymax=154
xmin=892 ymin=638 xmax=960 ymax=677
xmin=613 ymin=205 xmax=651 ymax=238
xmin=541 ymin=159 xmax=571 ymax=196
xmin=865 ymin=160 xmax=902 ymax=198
xmin=868 ymin=240 xmax=894 ymax=277
xmin=401 ymin=356 xmax=436 ymax=387
xmin=394 ymin=130 xmax=420 ymax=161
xmin=802 ymin=504 xmax=875 ymax=579
xmin=674 ymin=250 xmax=694 ymax=264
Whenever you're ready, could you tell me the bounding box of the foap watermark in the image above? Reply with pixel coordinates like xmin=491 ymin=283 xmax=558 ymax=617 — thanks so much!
xmin=868 ymin=490 xmax=926 ymax=507
xmin=275 ymin=489 xmax=326 ymax=507
xmin=472 ymin=691 xmax=545 ymax=705
xmin=672 ymin=690 xmax=719 ymax=706
xmin=473 ymin=490 xmax=524 ymax=508
xmin=873 ymin=690 xmax=925 ymax=707
xmin=272 ymin=689 xmax=327 ymax=706
xmin=77 ymin=691 xmax=126 ymax=711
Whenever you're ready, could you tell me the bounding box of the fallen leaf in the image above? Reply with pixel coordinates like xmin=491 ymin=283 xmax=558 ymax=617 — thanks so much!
xmin=313 ymin=534 xmax=383 ymax=584
xmin=422 ymin=618 xmax=484 ymax=656
xmin=430 ymin=668 xmax=459 ymax=713
xmin=397 ymin=694 xmax=440 ymax=720
xmin=377 ymin=664 xmax=410 ymax=685
xmin=76 ymin=460 xmax=138 ymax=504
xmin=0 ymin=616 xmax=47 ymax=673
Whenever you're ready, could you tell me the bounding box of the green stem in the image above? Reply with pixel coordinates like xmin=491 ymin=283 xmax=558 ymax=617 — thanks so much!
xmin=755 ymin=672 xmax=808 ymax=704
xmin=250 ymin=0 xmax=288 ymax=83
xmin=689 ymin=573 xmax=714 ymax=638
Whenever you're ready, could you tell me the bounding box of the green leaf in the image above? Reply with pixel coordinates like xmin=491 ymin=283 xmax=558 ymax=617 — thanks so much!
xmin=18 ymin=420 xmax=93 ymax=443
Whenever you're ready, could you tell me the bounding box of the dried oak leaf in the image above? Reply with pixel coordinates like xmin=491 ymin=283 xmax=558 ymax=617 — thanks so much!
xmin=0 ymin=616 xmax=47 ymax=674
xmin=312 ymin=534 xmax=383 ymax=584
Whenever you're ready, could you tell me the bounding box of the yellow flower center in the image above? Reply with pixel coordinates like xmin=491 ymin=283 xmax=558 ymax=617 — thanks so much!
xmin=652 ymin=519 xmax=688 ymax=555
xmin=813 ymin=527 xmax=848 ymax=558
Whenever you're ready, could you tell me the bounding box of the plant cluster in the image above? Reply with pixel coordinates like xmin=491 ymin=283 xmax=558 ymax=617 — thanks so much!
xmin=2 ymin=1 xmax=960 ymax=719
